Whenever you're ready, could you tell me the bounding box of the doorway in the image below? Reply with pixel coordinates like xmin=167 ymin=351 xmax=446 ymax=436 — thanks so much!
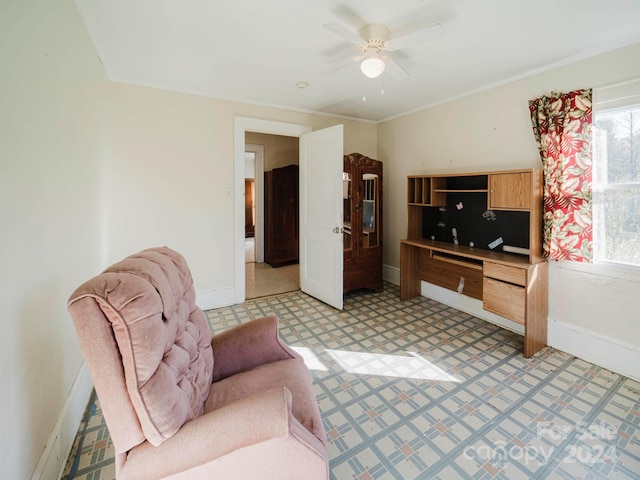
xmin=244 ymin=135 xmax=301 ymax=299
xmin=234 ymin=117 xmax=344 ymax=308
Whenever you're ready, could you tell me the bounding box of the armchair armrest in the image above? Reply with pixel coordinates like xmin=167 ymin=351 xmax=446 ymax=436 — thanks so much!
xmin=210 ymin=315 xmax=301 ymax=381
xmin=120 ymin=387 xmax=327 ymax=480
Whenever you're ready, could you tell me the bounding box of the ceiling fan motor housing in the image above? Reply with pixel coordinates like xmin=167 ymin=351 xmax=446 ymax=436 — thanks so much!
xmin=359 ymin=24 xmax=390 ymax=48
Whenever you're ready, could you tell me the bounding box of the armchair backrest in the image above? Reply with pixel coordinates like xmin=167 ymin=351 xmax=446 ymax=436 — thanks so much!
xmin=68 ymin=247 xmax=214 ymax=453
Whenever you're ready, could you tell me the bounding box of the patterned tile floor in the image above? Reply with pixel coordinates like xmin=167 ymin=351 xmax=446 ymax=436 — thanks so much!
xmin=62 ymin=283 xmax=640 ymax=479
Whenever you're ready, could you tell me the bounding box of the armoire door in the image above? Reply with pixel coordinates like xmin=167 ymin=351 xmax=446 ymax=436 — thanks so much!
xmin=264 ymin=165 xmax=298 ymax=267
xmin=343 ymin=153 xmax=383 ymax=294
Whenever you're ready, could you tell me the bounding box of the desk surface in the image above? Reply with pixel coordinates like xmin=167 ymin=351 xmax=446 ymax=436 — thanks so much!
xmin=401 ymin=238 xmax=535 ymax=267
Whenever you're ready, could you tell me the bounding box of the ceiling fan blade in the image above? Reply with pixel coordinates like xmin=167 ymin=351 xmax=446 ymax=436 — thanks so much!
xmin=387 ymin=23 xmax=444 ymax=51
xmin=323 ymin=22 xmax=365 ymax=46
xmin=321 ymin=56 xmax=360 ymax=77
xmin=383 ymin=55 xmax=409 ymax=81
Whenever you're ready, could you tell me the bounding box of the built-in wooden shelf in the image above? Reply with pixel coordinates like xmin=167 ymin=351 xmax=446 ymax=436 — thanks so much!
xmin=401 ymin=168 xmax=547 ymax=357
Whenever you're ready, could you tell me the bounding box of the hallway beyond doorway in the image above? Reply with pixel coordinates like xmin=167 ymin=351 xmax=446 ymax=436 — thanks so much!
xmin=245 ymin=238 xmax=299 ymax=299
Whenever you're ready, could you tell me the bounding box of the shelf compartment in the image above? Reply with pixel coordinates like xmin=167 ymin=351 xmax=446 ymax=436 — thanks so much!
xmin=445 ymin=175 xmax=488 ymax=190
xmin=408 ymin=177 xmax=430 ymax=205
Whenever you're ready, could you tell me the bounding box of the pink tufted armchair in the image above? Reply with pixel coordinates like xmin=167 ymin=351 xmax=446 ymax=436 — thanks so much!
xmin=68 ymin=247 xmax=328 ymax=479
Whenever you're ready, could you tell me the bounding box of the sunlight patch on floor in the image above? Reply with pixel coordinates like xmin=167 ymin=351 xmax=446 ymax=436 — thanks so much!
xmin=325 ymin=349 xmax=461 ymax=382
xmin=291 ymin=346 xmax=330 ymax=371
xmin=291 ymin=347 xmax=462 ymax=382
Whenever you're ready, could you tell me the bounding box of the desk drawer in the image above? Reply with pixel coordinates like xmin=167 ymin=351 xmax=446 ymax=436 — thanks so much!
xmin=483 ymin=277 xmax=525 ymax=324
xmin=420 ymin=250 xmax=483 ymax=300
xmin=484 ymin=262 xmax=527 ymax=286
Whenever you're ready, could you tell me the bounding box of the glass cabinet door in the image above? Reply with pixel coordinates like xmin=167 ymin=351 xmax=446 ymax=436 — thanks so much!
xmin=362 ymin=172 xmax=378 ymax=248
xmin=343 ymin=171 xmax=352 ymax=251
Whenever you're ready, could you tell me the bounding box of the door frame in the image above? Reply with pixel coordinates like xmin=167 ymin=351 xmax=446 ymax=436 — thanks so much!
xmin=245 ymin=144 xmax=264 ymax=263
xmin=234 ymin=117 xmax=311 ymax=304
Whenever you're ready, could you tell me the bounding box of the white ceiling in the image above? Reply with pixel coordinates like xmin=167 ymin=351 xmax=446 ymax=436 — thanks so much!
xmin=75 ymin=0 xmax=640 ymax=123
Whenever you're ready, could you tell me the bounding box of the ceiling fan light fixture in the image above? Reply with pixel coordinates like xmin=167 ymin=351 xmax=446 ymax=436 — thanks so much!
xmin=360 ymin=55 xmax=385 ymax=79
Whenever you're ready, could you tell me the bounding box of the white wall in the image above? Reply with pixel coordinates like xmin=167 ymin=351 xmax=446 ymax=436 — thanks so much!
xmin=108 ymin=82 xmax=377 ymax=299
xmin=379 ymin=42 xmax=640 ymax=380
xmin=0 ymin=1 xmax=109 ymax=478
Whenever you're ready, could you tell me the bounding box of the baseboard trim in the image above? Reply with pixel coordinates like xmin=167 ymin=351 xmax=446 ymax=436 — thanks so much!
xmin=31 ymin=362 xmax=93 ymax=480
xmin=383 ymin=264 xmax=400 ymax=286
xmin=399 ymin=278 xmax=639 ymax=382
xmin=196 ymin=286 xmax=236 ymax=311
xmin=420 ymin=280 xmax=525 ymax=335
xmin=548 ymin=318 xmax=640 ymax=382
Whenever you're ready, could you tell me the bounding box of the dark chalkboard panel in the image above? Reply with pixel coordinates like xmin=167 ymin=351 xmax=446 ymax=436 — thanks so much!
xmin=422 ymin=193 xmax=530 ymax=252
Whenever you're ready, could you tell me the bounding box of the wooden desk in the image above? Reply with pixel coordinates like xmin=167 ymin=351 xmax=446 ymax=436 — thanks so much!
xmin=401 ymin=239 xmax=547 ymax=357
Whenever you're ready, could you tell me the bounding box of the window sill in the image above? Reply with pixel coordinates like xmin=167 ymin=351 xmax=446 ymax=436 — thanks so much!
xmin=551 ymin=259 xmax=640 ymax=282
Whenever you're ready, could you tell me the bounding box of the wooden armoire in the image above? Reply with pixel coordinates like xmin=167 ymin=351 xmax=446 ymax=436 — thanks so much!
xmin=343 ymin=153 xmax=383 ymax=294
xmin=264 ymin=164 xmax=299 ymax=267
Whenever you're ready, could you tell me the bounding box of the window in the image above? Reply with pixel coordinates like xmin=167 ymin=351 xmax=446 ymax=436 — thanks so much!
xmin=593 ymin=80 xmax=640 ymax=267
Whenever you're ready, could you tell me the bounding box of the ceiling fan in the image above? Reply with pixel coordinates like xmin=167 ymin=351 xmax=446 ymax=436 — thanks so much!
xmin=323 ymin=21 xmax=444 ymax=80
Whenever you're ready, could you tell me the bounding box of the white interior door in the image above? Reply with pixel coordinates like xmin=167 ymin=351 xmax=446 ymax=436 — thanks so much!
xmin=299 ymin=125 xmax=344 ymax=310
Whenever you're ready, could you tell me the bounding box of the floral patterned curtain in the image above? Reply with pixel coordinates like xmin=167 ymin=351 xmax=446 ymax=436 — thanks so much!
xmin=528 ymin=89 xmax=593 ymax=262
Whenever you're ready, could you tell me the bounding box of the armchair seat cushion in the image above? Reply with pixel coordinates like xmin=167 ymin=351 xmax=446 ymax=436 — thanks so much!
xmin=205 ymin=358 xmax=325 ymax=445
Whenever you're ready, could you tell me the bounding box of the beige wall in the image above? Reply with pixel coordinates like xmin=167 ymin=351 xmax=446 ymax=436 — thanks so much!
xmin=0 ymin=1 xmax=109 ymax=478
xmin=108 ymin=83 xmax=377 ymax=297
xmin=378 ymin=42 xmax=640 ymax=352
xmin=246 ymin=132 xmax=299 ymax=171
